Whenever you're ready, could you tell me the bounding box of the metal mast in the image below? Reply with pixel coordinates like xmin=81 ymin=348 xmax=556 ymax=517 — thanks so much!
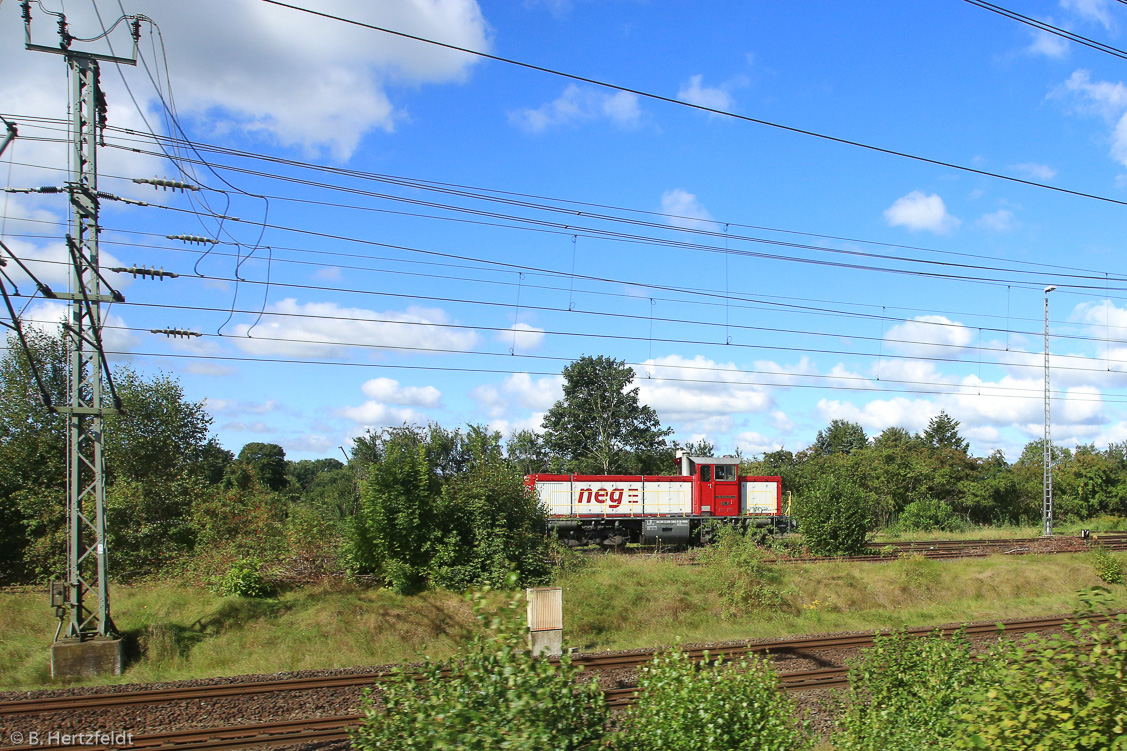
xmin=21 ymin=1 xmax=139 ymax=642
xmin=1043 ymin=285 xmax=1056 ymax=537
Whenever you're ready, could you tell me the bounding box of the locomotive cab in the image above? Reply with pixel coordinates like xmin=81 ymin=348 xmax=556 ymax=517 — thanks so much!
xmin=676 ymin=451 xmax=741 ymax=517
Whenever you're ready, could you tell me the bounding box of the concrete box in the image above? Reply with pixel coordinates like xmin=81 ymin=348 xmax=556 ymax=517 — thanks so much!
xmin=51 ymin=638 xmax=125 ymax=678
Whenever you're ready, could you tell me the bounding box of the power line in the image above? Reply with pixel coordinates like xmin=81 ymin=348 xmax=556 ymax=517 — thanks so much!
xmin=964 ymin=0 xmax=1127 ymax=61
xmin=257 ymin=0 xmax=1127 ymax=211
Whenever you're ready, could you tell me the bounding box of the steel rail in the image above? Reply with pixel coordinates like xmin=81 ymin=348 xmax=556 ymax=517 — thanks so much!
xmin=3 ymin=612 xmax=1116 ymax=718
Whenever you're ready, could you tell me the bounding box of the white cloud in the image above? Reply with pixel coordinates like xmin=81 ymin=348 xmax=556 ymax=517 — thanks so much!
xmin=883 ymin=191 xmax=960 ymax=234
xmin=23 ymin=300 xmax=139 ymax=357
xmin=206 ymin=398 xmax=281 ymax=415
xmin=470 ymin=372 xmax=561 ymax=422
xmin=1028 ymin=29 xmax=1070 ymax=58
xmin=676 ymin=74 xmax=734 ymax=113
xmin=817 ymin=397 xmax=936 ymax=436
xmin=495 ymin=323 xmax=546 ymax=350
xmin=637 ymin=355 xmax=772 ymax=432
xmin=977 ymin=209 xmax=1015 ymax=232
xmin=510 ymin=84 xmax=642 ymax=131
xmin=660 ymin=189 xmax=719 ymax=231
xmin=184 ymin=362 xmax=238 ymax=377
xmin=361 ymin=377 xmax=442 ymax=407
xmin=1056 ymin=69 xmax=1127 ymax=167
xmin=884 ymin=315 xmax=974 ymax=358
xmin=1062 ymin=0 xmax=1113 ymax=29
xmin=284 ymin=433 xmax=337 ymax=455
xmin=1011 ymin=162 xmax=1057 ymax=180
xmin=337 ymin=401 xmax=425 ymax=427
xmin=2 ymin=2 xmax=491 ymax=163
xmin=222 ymin=421 xmax=276 ymax=434
xmin=229 ymin=299 xmax=478 ymax=357
xmin=733 ymin=430 xmax=782 ymax=456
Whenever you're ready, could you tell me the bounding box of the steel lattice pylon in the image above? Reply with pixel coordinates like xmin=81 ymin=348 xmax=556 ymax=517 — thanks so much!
xmin=60 ymin=55 xmax=115 ymax=639
xmin=21 ymin=0 xmax=140 ymax=642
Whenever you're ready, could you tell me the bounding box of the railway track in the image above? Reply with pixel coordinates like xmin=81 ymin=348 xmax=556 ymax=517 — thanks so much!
xmin=2 ymin=611 xmax=1115 ymax=722
xmin=4 ymin=612 xmax=1117 ymax=751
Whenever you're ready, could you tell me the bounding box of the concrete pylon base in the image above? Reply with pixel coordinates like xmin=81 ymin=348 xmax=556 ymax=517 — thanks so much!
xmin=51 ymin=638 xmax=125 ymax=678
xmin=529 ymin=629 xmax=562 ymax=658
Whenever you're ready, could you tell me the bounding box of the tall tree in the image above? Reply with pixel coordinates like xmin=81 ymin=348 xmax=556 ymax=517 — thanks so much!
xmin=228 ymin=442 xmax=289 ymax=491
xmin=922 ymin=410 xmax=969 ymax=454
xmin=541 ymin=355 xmax=672 ymax=474
xmin=812 ymin=419 xmax=868 ymax=456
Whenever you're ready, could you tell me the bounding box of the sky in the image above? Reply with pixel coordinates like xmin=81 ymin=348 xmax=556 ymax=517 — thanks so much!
xmin=4 ymin=0 xmax=1127 ymax=463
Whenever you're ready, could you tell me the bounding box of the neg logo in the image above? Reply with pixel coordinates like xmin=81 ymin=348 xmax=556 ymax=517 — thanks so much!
xmin=575 ymin=487 xmax=625 ymax=508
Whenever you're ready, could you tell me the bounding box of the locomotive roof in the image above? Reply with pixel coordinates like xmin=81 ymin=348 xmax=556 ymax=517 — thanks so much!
xmin=688 ymin=456 xmax=740 ymax=465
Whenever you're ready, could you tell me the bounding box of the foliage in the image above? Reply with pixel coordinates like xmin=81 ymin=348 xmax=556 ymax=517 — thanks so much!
xmin=1091 ymin=546 xmax=1124 ymax=585
xmin=952 ymin=608 xmax=1127 ymax=750
xmin=351 ymin=436 xmax=434 ymax=594
xmin=812 ymin=419 xmax=868 ymax=456
xmin=429 ymin=452 xmax=552 ymax=591
xmin=228 ymin=442 xmax=289 ymax=492
xmin=541 ymin=354 xmax=673 ymax=474
xmin=792 ymin=472 xmax=873 ymax=556
xmin=607 ymin=647 xmax=809 ymax=751
xmin=505 ymin=429 xmax=552 ymax=475
xmin=699 ymin=524 xmax=792 ymax=618
xmin=834 ymin=629 xmax=991 ymax=751
xmin=352 ymin=589 xmax=606 ymax=751
xmin=922 ymin=410 xmax=969 ymax=454
xmin=215 ymin=558 xmax=275 ymax=598
xmin=896 ymin=497 xmax=962 ymax=532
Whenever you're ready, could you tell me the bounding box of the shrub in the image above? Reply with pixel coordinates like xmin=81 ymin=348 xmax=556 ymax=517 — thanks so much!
xmin=700 ymin=525 xmax=793 ymax=619
xmin=834 ymin=629 xmax=991 ymax=751
xmin=352 ymin=590 xmax=605 ymax=751
xmin=607 ymin=647 xmax=809 ymax=751
xmin=793 ymin=473 xmax=873 ymax=556
xmin=952 ymin=611 xmax=1127 ymax=750
xmin=1091 ymin=546 xmax=1124 ymax=585
xmin=896 ymin=497 xmax=962 ymax=533
xmin=215 ymin=558 xmax=274 ymax=598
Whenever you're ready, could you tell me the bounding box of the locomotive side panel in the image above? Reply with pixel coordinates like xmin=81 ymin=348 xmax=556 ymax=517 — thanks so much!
xmin=740 ymin=479 xmax=783 ymax=515
xmin=530 ymin=476 xmax=693 ymax=517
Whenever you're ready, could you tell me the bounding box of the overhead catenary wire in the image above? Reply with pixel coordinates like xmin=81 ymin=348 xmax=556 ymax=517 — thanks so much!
xmin=255 ymin=0 xmax=1127 ymax=211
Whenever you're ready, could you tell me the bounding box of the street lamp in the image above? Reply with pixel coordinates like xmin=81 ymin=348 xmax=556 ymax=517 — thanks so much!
xmin=1043 ymin=285 xmax=1056 ymax=537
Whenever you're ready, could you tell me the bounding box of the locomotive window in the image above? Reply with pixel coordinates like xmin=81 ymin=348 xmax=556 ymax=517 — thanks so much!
xmin=699 ymin=465 xmax=711 ymax=482
xmin=715 ymin=465 xmax=736 ymax=481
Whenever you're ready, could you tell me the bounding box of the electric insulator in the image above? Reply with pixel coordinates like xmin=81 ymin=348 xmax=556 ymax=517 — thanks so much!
xmin=166 ymin=234 xmax=213 ymax=245
xmin=132 ymin=177 xmax=200 ymax=192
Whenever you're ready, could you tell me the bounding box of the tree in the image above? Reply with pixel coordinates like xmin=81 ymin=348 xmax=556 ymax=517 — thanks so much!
xmin=505 ymin=429 xmax=551 ymax=475
xmin=0 ymin=329 xmax=67 ymax=580
xmin=872 ymin=426 xmax=914 ymax=450
xmin=351 ymin=433 xmax=435 ymax=594
xmin=812 ymin=419 xmax=868 ymax=456
xmin=922 ymin=410 xmax=969 ymax=454
xmin=541 ymin=355 xmax=672 ymax=474
xmin=792 ymin=471 xmax=873 ymax=555
xmin=228 ymin=442 xmax=288 ymax=492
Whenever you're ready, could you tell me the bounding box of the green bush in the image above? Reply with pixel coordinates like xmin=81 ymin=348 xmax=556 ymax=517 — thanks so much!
xmin=352 ymin=590 xmax=605 ymax=751
xmin=1091 ymin=546 xmax=1124 ymax=585
xmin=607 ymin=647 xmax=809 ymax=751
xmin=215 ymin=558 xmax=274 ymax=598
xmin=700 ymin=524 xmax=793 ymax=619
xmin=793 ymin=473 xmax=873 ymax=556
xmin=834 ymin=629 xmax=991 ymax=751
xmin=952 ymin=611 xmax=1127 ymax=750
xmin=896 ymin=497 xmax=963 ymax=533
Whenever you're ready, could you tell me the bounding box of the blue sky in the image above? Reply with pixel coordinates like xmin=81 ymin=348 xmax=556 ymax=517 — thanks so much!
xmin=5 ymin=0 xmax=1127 ymax=462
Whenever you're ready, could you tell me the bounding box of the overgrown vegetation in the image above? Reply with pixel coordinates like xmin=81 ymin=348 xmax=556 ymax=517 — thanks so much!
xmin=352 ymin=588 xmax=606 ymax=751
xmin=834 ymin=629 xmax=990 ymax=750
xmin=608 ymin=647 xmax=810 ymax=751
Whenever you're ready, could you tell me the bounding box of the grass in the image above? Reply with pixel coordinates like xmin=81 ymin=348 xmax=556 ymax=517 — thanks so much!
xmin=870 ymin=515 xmax=1127 ymax=542
xmin=2 ymin=550 xmax=1124 ymax=690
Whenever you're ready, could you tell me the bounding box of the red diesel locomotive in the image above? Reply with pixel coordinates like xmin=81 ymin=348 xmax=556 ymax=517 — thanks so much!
xmin=526 ymin=450 xmax=786 ymax=546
